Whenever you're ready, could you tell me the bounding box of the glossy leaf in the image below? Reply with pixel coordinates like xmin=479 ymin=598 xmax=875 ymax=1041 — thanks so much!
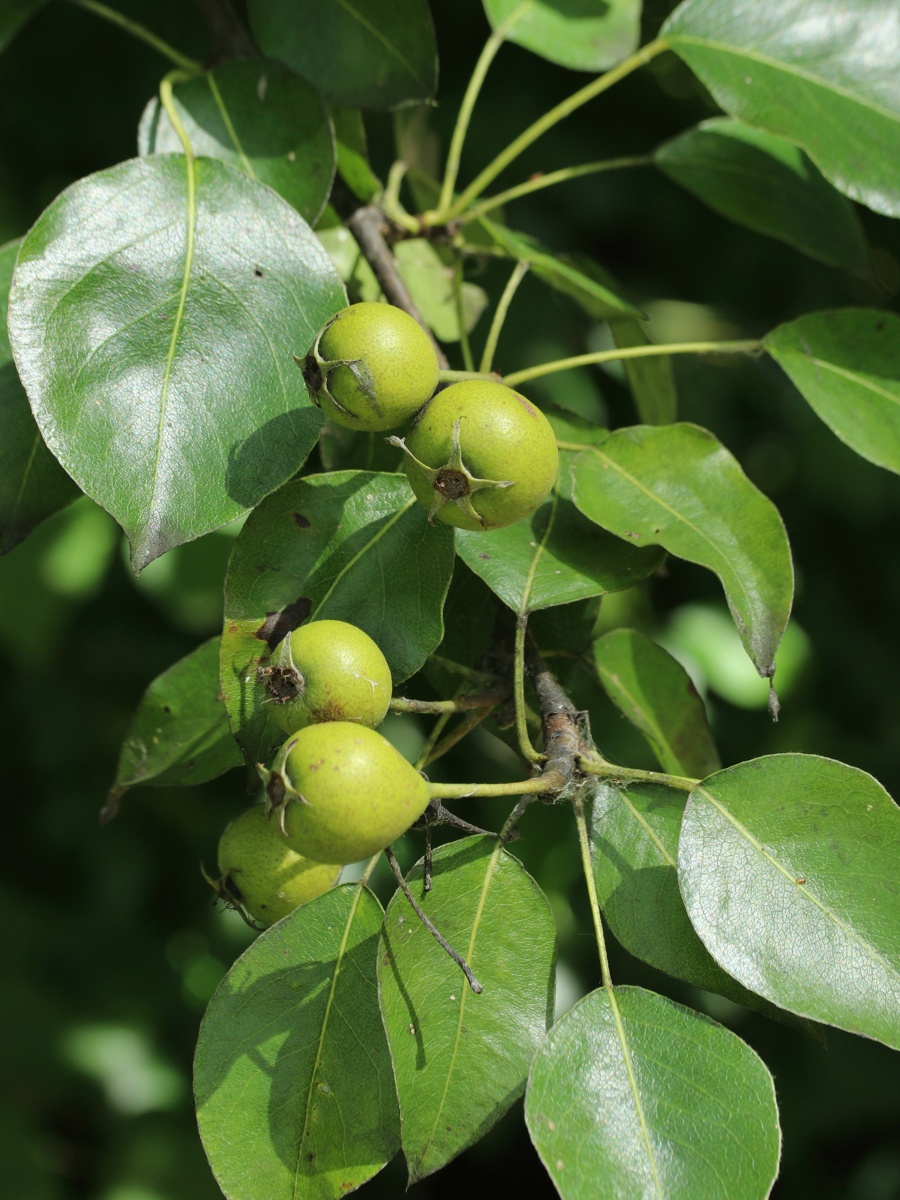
xmin=590 ymin=781 xmax=800 ymax=1018
xmin=525 ymin=986 xmax=781 ymax=1200
xmin=655 ymin=118 xmax=869 ymax=272
xmin=680 ymin=754 xmax=900 ymax=1049
xmin=0 ymin=239 xmax=79 ymax=554
xmin=484 ymin=0 xmax=640 ymax=72
xmin=662 ymin=0 xmax=900 ymax=217
xmin=247 ymin=0 xmax=437 ymax=111
xmin=107 ymin=637 xmax=240 ymax=815
xmin=593 ymin=628 xmax=719 ymax=777
xmin=765 ymin=309 xmax=900 ymax=476
xmin=196 ymin=884 xmax=399 ymax=1200
xmin=8 ymin=156 xmax=345 ymax=570
xmin=456 ymin=492 xmax=664 ymax=615
xmin=481 ymin=219 xmax=641 ymax=320
xmin=220 ymin=470 xmax=454 ymax=770
xmin=571 ymin=423 xmax=793 ymax=683
xmin=609 ymin=317 xmax=678 ymax=426
xmin=138 ymin=60 xmax=335 ymax=225
xmin=378 ymin=836 xmax=556 ymax=1182
xmin=0 ymin=0 xmax=44 ymax=51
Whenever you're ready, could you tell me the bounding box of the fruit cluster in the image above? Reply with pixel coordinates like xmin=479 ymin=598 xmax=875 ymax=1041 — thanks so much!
xmin=212 ymin=618 xmax=428 ymax=927
xmin=302 ymin=302 xmax=559 ymax=531
xmin=213 ymin=302 xmax=560 ymax=926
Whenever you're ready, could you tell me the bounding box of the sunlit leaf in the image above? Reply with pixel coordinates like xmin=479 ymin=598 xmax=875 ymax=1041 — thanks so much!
xmin=765 ymin=309 xmax=900 ymax=476
xmin=0 ymin=239 xmax=79 ymax=553
xmin=590 ymin=781 xmax=814 ymax=1027
xmin=525 ymin=986 xmax=781 ymax=1199
xmin=138 ymin=60 xmax=335 ymax=225
xmin=456 ymin=492 xmax=663 ymax=614
xmin=655 ymin=118 xmax=870 ymax=272
xmin=593 ymin=628 xmax=719 ymax=777
xmin=662 ymin=0 xmax=900 ymax=217
xmin=680 ymin=754 xmax=900 ymax=1049
xmin=248 ymin=0 xmax=437 ymax=110
xmin=378 ymin=836 xmax=556 ymax=1182
xmin=196 ymin=884 xmax=399 ymax=1200
xmin=220 ymin=470 xmax=454 ymax=770
xmin=571 ymin=423 xmax=793 ymax=684
xmin=8 ymin=157 xmax=345 ymax=570
xmin=484 ymin=0 xmax=640 ymax=72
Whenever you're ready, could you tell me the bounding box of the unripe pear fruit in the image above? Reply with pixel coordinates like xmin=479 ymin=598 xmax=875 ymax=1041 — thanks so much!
xmin=301 ymin=301 xmax=440 ymax=432
xmin=261 ymin=722 xmax=430 ymax=864
xmin=215 ymin=805 xmax=342 ymax=926
xmin=263 ymin=619 xmax=392 ymax=735
xmin=390 ymin=379 xmax=559 ymax=531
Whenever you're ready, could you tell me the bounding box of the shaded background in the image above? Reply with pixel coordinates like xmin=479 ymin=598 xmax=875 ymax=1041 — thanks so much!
xmin=2 ymin=1 xmax=899 ymax=1197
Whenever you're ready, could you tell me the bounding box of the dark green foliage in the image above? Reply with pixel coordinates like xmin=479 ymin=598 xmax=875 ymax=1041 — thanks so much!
xmin=3 ymin=1 xmax=900 ymax=1198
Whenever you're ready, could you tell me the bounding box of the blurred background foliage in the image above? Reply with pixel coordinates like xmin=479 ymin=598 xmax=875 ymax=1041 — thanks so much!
xmin=2 ymin=1 xmax=900 ymax=1197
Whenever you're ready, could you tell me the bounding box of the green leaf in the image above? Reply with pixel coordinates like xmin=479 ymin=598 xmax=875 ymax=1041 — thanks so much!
xmin=107 ymin=637 xmax=240 ymax=814
xmin=378 ymin=836 xmax=556 ymax=1182
xmin=484 ymin=0 xmax=640 ymax=72
xmin=247 ymin=0 xmax=437 ymax=111
xmin=661 ymin=0 xmax=900 ymax=218
xmin=593 ymin=628 xmax=719 ymax=777
xmin=571 ymin=424 xmax=793 ymax=684
xmin=590 ymin=781 xmax=805 ymax=1021
xmin=525 ymin=986 xmax=781 ymax=1200
xmin=480 ymin=219 xmax=642 ymax=320
xmin=332 ymin=107 xmax=381 ymax=203
xmin=0 ymin=0 xmax=45 ymax=51
xmin=0 ymin=239 xmax=79 ymax=554
xmin=393 ymin=239 xmax=488 ymax=343
xmin=765 ymin=309 xmax=900 ymax=476
xmin=679 ymin=754 xmax=900 ymax=1050
xmin=608 ymin=317 xmax=678 ymax=426
xmin=138 ymin=60 xmax=335 ymax=225
xmin=419 ymin=559 xmax=498 ymax=699
xmin=195 ymin=884 xmax=399 ymax=1200
xmin=315 ymin=223 xmax=381 ymax=303
xmin=655 ymin=118 xmax=870 ymax=273
xmin=220 ymin=470 xmax=454 ymax=771
xmin=546 ymin=406 xmax=609 ymax=444
xmin=456 ymin=492 xmax=664 ymax=615
xmin=7 ymin=156 xmax=345 ymax=571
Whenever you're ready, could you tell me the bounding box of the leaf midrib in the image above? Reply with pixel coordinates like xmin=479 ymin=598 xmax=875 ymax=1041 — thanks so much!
xmin=595 ymin=662 xmax=675 ymax=776
xmin=417 ymin=842 xmax=503 ymax=1172
xmin=334 ymin=0 xmax=423 ymax=85
xmin=519 ymin=490 xmax=558 ymax=615
xmin=294 ymin=886 xmax=368 ymax=1197
xmin=584 ymin=443 xmax=755 ymax=619
xmin=775 ymin=348 xmax=900 ymax=409
xmin=664 ymin=34 xmax=900 ymax=124
xmin=695 ymin=786 xmax=900 ymax=983
xmin=312 ymin=495 xmax=417 ymax=615
xmin=145 ymin=155 xmax=198 ymax=542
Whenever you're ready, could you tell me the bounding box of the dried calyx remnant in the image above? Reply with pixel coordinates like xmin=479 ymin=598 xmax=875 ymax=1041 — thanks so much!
xmin=389 ymin=417 xmax=514 ymax=528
